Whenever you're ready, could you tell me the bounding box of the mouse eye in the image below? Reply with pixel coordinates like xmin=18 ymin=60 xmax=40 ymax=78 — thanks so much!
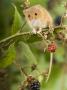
xmin=28 ymin=14 xmax=31 ymax=18
xmin=35 ymin=13 xmax=37 ymax=16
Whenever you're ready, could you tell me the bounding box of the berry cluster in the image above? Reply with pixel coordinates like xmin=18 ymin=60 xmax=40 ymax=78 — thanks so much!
xmin=48 ymin=42 xmax=56 ymax=52
xmin=28 ymin=79 xmax=40 ymax=90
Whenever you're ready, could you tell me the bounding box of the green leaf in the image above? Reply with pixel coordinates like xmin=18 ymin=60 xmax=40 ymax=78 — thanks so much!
xmin=11 ymin=4 xmax=23 ymax=34
xmin=0 ymin=44 xmax=16 ymax=68
xmin=0 ymin=0 xmax=14 ymax=40
xmin=15 ymin=42 xmax=38 ymax=74
xmin=17 ymin=42 xmax=37 ymax=65
xmin=0 ymin=32 xmax=42 ymax=48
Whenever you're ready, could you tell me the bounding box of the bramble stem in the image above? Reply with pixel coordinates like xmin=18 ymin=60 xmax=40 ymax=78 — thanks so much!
xmin=46 ymin=52 xmax=53 ymax=82
xmin=0 ymin=25 xmax=67 ymax=48
xmin=14 ymin=61 xmax=28 ymax=77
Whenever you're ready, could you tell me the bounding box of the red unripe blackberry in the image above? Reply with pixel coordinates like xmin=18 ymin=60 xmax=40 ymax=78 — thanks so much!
xmin=28 ymin=79 xmax=40 ymax=90
xmin=48 ymin=42 xmax=56 ymax=52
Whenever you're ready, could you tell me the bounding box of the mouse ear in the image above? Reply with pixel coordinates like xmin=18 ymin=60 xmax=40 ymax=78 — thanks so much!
xmin=23 ymin=9 xmax=29 ymax=15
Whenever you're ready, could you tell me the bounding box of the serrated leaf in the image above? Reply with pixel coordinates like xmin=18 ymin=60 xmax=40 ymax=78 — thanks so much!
xmin=0 ymin=32 xmax=42 ymax=48
xmin=17 ymin=42 xmax=37 ymax=64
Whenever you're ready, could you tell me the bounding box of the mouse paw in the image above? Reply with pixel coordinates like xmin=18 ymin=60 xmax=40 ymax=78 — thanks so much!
xmin=32 ymin=29 xmax=37 ymax=34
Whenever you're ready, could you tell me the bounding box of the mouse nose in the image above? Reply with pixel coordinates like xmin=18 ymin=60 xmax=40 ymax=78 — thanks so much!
xmin=31 ymin=20 xmax=36 ymax=24
xmin=31 ymin=19 xmax=39 ymax=27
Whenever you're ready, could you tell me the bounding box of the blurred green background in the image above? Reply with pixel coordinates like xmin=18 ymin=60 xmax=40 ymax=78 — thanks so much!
xmin=0 ymin=0 xmax=67 ymax=90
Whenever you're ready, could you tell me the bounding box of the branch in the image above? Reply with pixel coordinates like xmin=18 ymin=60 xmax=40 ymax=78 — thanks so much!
xmin=0 ymin=25 xmax=67 ymax=48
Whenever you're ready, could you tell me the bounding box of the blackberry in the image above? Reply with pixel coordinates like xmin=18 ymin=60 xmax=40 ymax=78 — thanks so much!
xmin=28 ymin=80 xmax=40 ymax=90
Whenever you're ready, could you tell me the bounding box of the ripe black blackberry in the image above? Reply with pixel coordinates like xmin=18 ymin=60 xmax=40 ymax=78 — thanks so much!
xmin=28 ymin=79 xmax=40 ymax=90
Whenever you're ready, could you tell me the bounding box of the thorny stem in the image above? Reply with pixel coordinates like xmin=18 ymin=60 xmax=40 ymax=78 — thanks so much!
xmin=46 ymin=52 xmax=53 ymax=82
xmin=0 ymin=25 xmax=67 ymax=48
xmin=14 ymin=61 xmax=28 ymax=77
xmin=21 ymin=68 xmax=28 ymax=76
